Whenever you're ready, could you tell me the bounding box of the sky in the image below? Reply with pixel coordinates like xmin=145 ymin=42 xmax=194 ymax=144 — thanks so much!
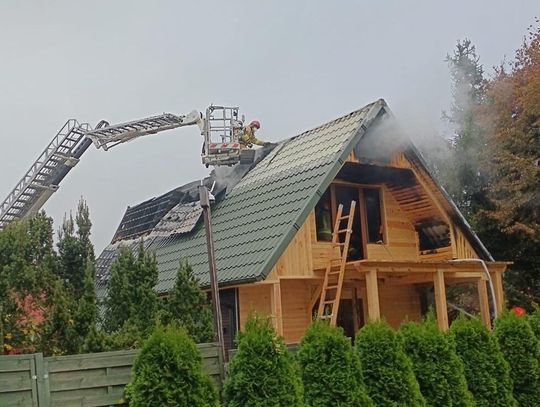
xmin=0 ymin=0 xmax=539 ymax=253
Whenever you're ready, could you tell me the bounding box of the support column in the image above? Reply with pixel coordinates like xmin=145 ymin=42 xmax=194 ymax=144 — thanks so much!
xmin=366 ymin=269 xmax=381 ymax=321
xmin=271 ymin=282 xmax=284 ymax=336
xmin=351 ymin=286 xmax=360 ymax=333
xmin=477 ymin=279 xmax=491 ymax=329
xmin=492 ymin=271 xmax=505 ymax=315
xmin=434 ymin=269 xmax=449 ymax=331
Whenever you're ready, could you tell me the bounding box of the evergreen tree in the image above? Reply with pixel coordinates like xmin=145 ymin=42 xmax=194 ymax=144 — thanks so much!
xmin=443 ymin=38 xmax=487 ymax=217
xmin=529 ymin=308 xmax=540 ymax=340
xmin=161 ymin=260 xmax=213 ymax=343
xmin=355 ymin=321 xmax=426 ymax=407
xmin=399 ymin=317 xmax=474 ymax=406
xmin=103 ymin=243 xmax=159 ymax=342
xmin=493 ymin=311 xmax=540 ymax=406
xmin=298 ymin=321 xmax=373 ymax=406
xmin=126 ymin=325 xmax=218 ymax=406
xmin=449 ymin=316 xmax=516 ymax=407
xmin=223 ymin=314 xmax=305 ymax=407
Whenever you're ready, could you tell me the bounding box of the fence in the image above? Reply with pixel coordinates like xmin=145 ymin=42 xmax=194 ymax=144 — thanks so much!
xmin=0 ymin=342 xmax=223 ymax=407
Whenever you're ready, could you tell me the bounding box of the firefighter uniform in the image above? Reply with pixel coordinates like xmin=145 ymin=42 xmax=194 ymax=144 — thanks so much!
xmin=239 ymin=126 xmax=265 ymax=147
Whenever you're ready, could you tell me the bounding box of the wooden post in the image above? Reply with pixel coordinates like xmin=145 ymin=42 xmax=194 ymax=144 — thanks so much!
xmin=365 ymin=269 xmax=381 ymax=321
xmin=492 ymin=271 xmax=505 ymax=315
xmin=433 ymin=270 xmax=449 ymax=331
xmin=271 ymin=282 xmax=284 ymax=336
xmin=351 ymin=286 xmax=360 ymax=333
xmin=477 ymin=279 xmax=491 ymax=329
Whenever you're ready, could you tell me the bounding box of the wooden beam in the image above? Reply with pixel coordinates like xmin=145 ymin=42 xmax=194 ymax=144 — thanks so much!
xmin=433 ymin=270 xmax=449 ymax=331
xmin=365 ymin=269 xmax=380 ymax=321
xmin=477 ymin=279 xmax=491 ymax=329
xmin=351 ymin=286 xmax=360 ymax=333
xmin=492 ymin=271 xmax=505 ymax=315
xmin=271 ymin=282 xmax=283 ymax=336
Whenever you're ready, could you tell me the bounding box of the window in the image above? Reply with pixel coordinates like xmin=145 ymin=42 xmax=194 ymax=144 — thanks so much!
xmin=314 ymin=184 xmax=385 ymax=258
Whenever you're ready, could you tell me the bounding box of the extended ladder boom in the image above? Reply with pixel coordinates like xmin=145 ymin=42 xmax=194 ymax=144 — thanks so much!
xmin=0 ymin=119 xmax=93 ymax=229
xmin=0 ymin=105 xmax=247 ymax=229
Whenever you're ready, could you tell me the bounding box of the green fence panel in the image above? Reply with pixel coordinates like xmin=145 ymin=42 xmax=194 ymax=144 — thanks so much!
xmin=0 ymin=342 xmax=223 ymax=406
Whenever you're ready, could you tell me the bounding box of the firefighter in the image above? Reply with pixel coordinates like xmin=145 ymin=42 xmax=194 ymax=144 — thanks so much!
xmin=239 ymin=120 xmax=266 ymax=148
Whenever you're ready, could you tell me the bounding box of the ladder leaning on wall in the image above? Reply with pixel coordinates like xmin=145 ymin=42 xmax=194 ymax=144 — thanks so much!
xmin=316 ymin=201 xmax=356 ymax=326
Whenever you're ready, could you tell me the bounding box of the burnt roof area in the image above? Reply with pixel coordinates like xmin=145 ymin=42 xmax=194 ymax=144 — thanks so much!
xmin=110 ymin=144 xmax=276 ymax=244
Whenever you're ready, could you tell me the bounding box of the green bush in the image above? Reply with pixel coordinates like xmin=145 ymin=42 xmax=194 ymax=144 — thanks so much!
xmin=223 ymin=314 xmax=304 ymax=407
xmin=449 ymin=316 xmax=517 ymax=407
xmin=399 ymin=317 xmax=474 ymax=406
xmin=529 ymin=308 xmax=540 ymax=340
xmin=355 ymin=320 xmax=426 ymax=407
xmin=493 ymin=311 xmax=540 ymax=407
xmin=297 ymin=321 xmax=373 ymax=406
xmin=125 ymin=325 xmax=218 ymax=407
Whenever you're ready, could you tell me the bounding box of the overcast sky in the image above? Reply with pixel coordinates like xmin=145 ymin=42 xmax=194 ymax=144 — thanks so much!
xmin=1 ymin=0 xmax=538 ymax=253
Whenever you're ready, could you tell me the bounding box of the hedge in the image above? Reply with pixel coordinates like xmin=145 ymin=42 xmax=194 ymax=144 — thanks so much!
xmin=399 ymin=317 xmax=474 ymax=406
xmin=298 ymin=321 xmax=373 ymax=406
xmin=223 ymin=314 xmax=304 ymax=407
xmin=355 ymin=320 xmax=426 ymax=406
xmin=125 ymin=325 xmax=218 ymax=407
xmin=449 ymin=315 xmax=517 ymax=407
xmin=493 ymin=311 xmax=540 ymax=407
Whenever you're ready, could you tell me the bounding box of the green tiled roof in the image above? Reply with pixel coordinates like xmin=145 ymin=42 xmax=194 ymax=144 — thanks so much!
xmin=150 ymin=100 xmax=387 ymax=291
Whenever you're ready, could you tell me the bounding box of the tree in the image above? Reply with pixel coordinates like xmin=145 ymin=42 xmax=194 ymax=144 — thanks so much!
xmin=399 ymin=317 xmax=474 ymax=406
xmin=103 ymin=243 xmax=159 ymax=342
xmin=493 ymin=311 xmax=540 ymax=406
xmin=297 ymin=321 xmax=373 ymax=406
xmin=125 ymin=325 xmax=218 ymax=406
xmin=223 ymin=314 xmax=305 ymax=407
xmin=355 ymin=321 xmax=426 ymax=407
xmin=443 ymin=38 xmax=488 ymax=217
xmin=0 ymin=214 xmax=57 ymax=354
xmin=475 ymin=23 xmax=540 ymax=308
xmin=449 ymin=316 xmax=516 ymax=407
xmin=160 ymin=260 xmax=213 ymax=343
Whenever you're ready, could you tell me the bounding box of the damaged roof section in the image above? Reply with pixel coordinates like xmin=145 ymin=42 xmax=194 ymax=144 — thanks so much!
xmin=111 ymin=146 xmax=275 ymax=243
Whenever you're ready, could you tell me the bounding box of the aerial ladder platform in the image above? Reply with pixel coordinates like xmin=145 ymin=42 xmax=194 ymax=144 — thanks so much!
xmin=0 ymin=105 xmax=252 ymax=229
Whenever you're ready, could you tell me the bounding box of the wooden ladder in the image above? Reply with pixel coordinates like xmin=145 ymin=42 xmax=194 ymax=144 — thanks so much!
xmin=317 ymin=201 xmax=356 ymax=326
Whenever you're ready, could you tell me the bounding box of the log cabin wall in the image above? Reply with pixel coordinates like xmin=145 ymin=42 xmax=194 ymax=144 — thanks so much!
xmin=238 ymin=284 xmax=272 ymax=330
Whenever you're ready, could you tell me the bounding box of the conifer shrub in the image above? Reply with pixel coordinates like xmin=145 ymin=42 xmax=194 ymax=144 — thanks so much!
xmin=449 ymin=315 xmax=517 ymax=407
xmin=493 ymin=311 xmax=540 ymax=407
xmin=223 ymin=314 xmax=304 ymax=407
xmin=355 ymin=320 xmax=426 ymax=406
xmin=399 ymin=317 xmax=474 ymax=406
xmin=297 ymin=321 xmax=373 ymax=406
xmin=125 ymin=325 xmax=218 ymax=407
xmin=529 ymin=308 xmax=540 ymax=340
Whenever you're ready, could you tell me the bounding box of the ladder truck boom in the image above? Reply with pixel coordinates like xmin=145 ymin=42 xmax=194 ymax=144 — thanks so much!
xmin=0 ymin=105 xmax=250 ymax=229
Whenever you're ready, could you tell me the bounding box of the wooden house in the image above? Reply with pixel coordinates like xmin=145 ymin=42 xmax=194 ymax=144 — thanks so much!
xmin=96 ymin=99 xmax=508 ymax=349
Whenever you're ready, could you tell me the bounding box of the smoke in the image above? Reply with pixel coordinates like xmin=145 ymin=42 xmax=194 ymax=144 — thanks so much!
xmin=356 ymin=111 xmax=452 ymax=179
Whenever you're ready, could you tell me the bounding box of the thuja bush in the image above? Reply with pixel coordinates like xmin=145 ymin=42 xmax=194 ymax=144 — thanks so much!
xmin=125 ymin=325 xmax=218 ymax=407
xmin=529 ymin=307 xmax=540 ymax=340
xmin=223 ymin=314 xmax=304 ymax=407
xmin=355 ymin=320 xmax=426 ymax=407
xmin=493 ymin=311 xmax=540 ymax=407
xmin=449 ymin=316 xmax=517 ymax=407
xmin=399 ymin=317 xmax=474 ymax=407
xmin=297 ymin=321 xmax=373 ymax=406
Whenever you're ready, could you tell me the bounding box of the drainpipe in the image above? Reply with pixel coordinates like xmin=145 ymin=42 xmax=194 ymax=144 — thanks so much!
xmin=448 ymin=259 xmax=499 ymax=319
